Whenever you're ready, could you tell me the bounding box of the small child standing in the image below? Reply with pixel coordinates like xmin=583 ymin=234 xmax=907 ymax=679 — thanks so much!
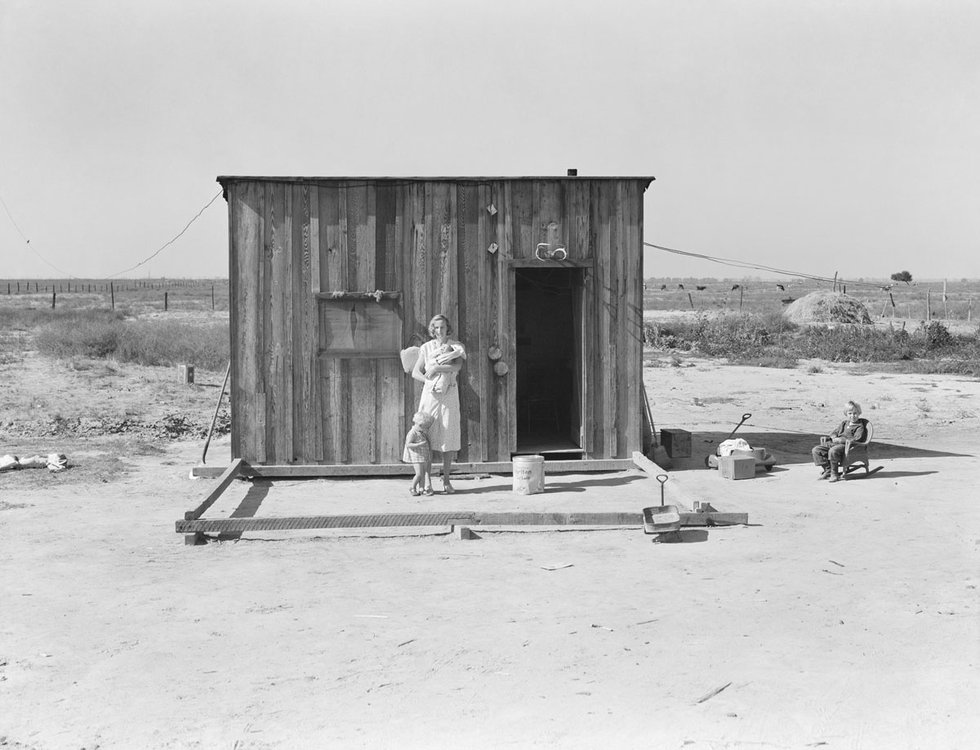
xmin=403 ymin=411 xmax=435 ymax=496
xmin=811 ymin=400 xmax=868 ymax=482
xmin=430 ymin=342 xmax=466 ymax=393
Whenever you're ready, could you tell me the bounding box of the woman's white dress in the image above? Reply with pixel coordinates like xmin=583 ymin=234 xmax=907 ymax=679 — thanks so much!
xmin=417 ymin=339 xmax=463 ymax=452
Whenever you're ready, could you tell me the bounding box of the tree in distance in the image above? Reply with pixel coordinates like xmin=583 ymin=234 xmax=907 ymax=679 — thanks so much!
xmin=890 ymin=270 xmax=913 ymax=285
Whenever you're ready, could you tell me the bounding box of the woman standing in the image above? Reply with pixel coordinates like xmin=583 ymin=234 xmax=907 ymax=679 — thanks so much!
xmin=412 ymin=314 xmax=466 ymax=493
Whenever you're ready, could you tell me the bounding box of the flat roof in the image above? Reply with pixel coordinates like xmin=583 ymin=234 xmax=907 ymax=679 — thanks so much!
xmin=217 ymin=175 xmax=655 ymax=186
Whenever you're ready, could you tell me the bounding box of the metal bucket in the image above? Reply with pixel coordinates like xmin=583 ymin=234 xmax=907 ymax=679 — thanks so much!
xmin=512 ymin=454 xmax=545 ymax=495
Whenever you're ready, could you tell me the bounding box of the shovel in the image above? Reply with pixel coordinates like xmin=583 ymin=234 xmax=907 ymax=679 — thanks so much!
xmin=642 ymin=474 xmax=681 ymax=540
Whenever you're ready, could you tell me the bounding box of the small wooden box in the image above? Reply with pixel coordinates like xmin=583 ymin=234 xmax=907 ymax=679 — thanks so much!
xmin=177 ymin=364 xmax=195 ymax=384
xmin=719 ymin=455 xmax=756 ymax=480
xmin=660 ymin=428 xmax=691 ymax=458
xmin=732 ymin=447 xmax=765 ymax=462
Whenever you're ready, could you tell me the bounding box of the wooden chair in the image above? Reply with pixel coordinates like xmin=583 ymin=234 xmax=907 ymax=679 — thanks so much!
xmin=843 ymin=420 xmax=874 ymax=476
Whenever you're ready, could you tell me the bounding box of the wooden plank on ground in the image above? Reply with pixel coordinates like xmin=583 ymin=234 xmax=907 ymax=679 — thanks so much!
xmin=184 ymin=458 xmax=245 ymax=520
xmin=632 ymin=451 xmax=749 ymax=525
xmin=176 ymin=508 xmax=746 ymax=535
xmin=190 ymin=458 xmax=635 ymax=478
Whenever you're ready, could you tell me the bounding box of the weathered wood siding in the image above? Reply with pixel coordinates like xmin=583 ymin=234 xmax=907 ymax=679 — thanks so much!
xmin=223 ymin=177 xmax=650 ymax=465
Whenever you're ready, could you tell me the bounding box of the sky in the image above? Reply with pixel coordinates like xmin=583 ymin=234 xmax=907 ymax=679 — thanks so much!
xmin=1 ymin=0 xmax=978 ymax=282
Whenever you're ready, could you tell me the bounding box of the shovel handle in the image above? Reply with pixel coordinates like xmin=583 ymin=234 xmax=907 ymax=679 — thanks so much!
xmin=723 ymin=413 xmax=753 ymax=442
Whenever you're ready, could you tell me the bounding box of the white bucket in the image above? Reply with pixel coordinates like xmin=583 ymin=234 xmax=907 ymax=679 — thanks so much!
xmin=512 ymin=454 xmax=545 ymax=495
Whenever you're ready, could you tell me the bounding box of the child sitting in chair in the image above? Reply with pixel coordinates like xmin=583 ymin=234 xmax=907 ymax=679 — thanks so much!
xmin=811 ymin=400 xmax=868 ymax=482
xmin=403 ymin=411 xmax=435 ymax=496
xmin=430 ymin=342 xmax=466 ymax=393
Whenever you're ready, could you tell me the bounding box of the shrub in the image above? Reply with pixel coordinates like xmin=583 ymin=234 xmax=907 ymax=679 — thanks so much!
xmin=922 ymin=321 xmax=953 ymax=351
xmin=34 ymin=310 xmax=126 ymax=358
xmin=643 ymin=311 xmax=980 ymax=374
xmin=31 ymin=311 xmax=230 ymax=371
xmin=116 ymin=321 xmax=230 ymax=370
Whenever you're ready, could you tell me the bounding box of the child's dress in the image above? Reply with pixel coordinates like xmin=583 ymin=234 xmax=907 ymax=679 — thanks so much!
xmin=402 ymin=426 xmax=431 ymax=464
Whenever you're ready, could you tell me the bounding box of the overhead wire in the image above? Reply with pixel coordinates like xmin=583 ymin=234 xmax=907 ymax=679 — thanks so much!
xmin=106 ymin=189 xmax=223 ymax=279
xmin=644 ymin=241 xmax=898 ymax=290
xmin=0 ymin=187 xmax=223 ymax=279
xmin=0 ymin=190 xmax=75 ymax=277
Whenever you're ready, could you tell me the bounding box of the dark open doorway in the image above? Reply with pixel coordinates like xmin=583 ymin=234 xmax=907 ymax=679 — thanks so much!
xmin=515 ymin=267 xmax=583 ymax=458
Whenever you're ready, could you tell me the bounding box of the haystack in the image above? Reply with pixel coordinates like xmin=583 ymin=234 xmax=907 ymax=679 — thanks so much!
xmin=783 ymin=292 xmax=872 ymax=325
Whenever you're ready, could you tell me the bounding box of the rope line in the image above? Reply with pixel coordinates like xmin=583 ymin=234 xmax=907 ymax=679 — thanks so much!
xmin=1 ymin=187 xmax=223 ymax=279
xmin=644 ymin=241 xmax=898 ymax=290
xmin=0 ymin=190 xmax=74 ymax=277
xmin=106 ymin=189 xmax=223 ymax=278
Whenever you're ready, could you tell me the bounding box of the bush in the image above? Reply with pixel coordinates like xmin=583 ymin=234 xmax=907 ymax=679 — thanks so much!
xmin=116 ymin=321 xmax=230 ymax=370
xmin=32 ymin=311 xmax=229 ymax=371
xmin=33 ymin=310 xmax=126 ymax=358
xmin=922 ymin=321 xmax=954 ymax=351
xmin=643 ymin=312 xmax=980 ymax=374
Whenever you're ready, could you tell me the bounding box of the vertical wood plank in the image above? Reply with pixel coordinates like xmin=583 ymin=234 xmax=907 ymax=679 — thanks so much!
xmin=534 ymin=180 xmax=563 ymax=257
xmin=338 ymin=187 xmax=350 ymax=289
xmin=457 ymin=183 xmax=483 ymax=462
xmin=318 ymin=358 xmax=338 ymax=463
xmin=595 ymin=180 xmax=613 ymax=458
xmin=415 ymin=183 xmax=430 ymax=335
xmin=377 ymin=358 xmax=403 ymax=462
xmin=429 ymin=182 xmax=453 ymax=317
xmin=230 ymin=182 xmax=261 ymax=461
xmin=348 ymin=182 xmax=375 ymax=289
xmin=319 ymin=186 xmax=342 ymax=291
xmin=480 ymin=183 xmax=500 ymax=461
xmin=349 ymin=359 xmax=377 ymax=463
xmin=375 ymin=183 xmax=397 ymax=290
xmin=307 ymin=186 xmax=323 ymax=461
xmin=625 ymin=180 xmax=644 ymax=456
xmin=399 ymin=184 xmax=417 ymax=428
xmin=269 ymin=183 xmax=293 ymax=462
xmin=291 ymin=184 xmax=306 ymax=462
xmin=569 ymin=179 xmax=591 ymax=260
xmin=500 ymin=181 xmax=515 ymax=457
xmin=613 ymin=180 xmax=629 ymax=458
xmin=511 ymin=180 xmax=533 ymax=261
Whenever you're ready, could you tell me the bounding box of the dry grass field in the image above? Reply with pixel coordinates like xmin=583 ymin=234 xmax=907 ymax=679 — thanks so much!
xmin=1 ymin=278 xmax=978 ymax=749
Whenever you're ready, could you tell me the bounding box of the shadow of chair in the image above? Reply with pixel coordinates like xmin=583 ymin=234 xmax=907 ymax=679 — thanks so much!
xmin=843 ymin=420 xmax=874 ymax=476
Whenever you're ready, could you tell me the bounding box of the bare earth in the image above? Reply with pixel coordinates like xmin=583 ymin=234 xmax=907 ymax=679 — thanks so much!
xmin=1 ymin=348 xmax=978 ymax=749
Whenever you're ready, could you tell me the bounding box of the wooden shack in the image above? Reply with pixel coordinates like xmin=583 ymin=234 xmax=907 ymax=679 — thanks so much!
xmin=217 ymin=174 xmax=654 ymax=473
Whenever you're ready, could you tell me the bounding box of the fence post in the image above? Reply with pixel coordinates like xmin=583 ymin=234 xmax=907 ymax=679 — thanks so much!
xmin=211 ymin=284 xmax=215 ymax=310
xmin=110 ymin=281 xmax=115 ymax=310
xmin=52 ymin=291 xmax=56 ymax=309
xmin=739 ymin=286 xmax=743 ymax=312
xmin=926 ymin=290 xmax=931 ymax=320
xmin=164 ymin=291 xmax=169 ymax=311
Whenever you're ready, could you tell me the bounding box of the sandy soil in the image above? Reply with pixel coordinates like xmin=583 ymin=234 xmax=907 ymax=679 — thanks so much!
xmin=1 ymin=350 xmax=978 ymax=749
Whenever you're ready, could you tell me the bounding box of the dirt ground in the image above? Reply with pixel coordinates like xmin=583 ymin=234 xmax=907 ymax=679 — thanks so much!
xmin=1 ymin=348 xmax=978 ymax=749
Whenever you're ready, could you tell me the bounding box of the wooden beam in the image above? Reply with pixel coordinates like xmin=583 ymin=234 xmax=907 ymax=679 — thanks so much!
xmin=176 ymin=509 xmax=747 ymax=535
xmin=189 ymin=458 xmax=635 ymax=479
xmin=315 ymin=291 xmax=402 ymax=300
xmin=184 ymin=458 xmax=245 ymax=521
xmin=633 ymin=451 xmax=748 ymax=525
